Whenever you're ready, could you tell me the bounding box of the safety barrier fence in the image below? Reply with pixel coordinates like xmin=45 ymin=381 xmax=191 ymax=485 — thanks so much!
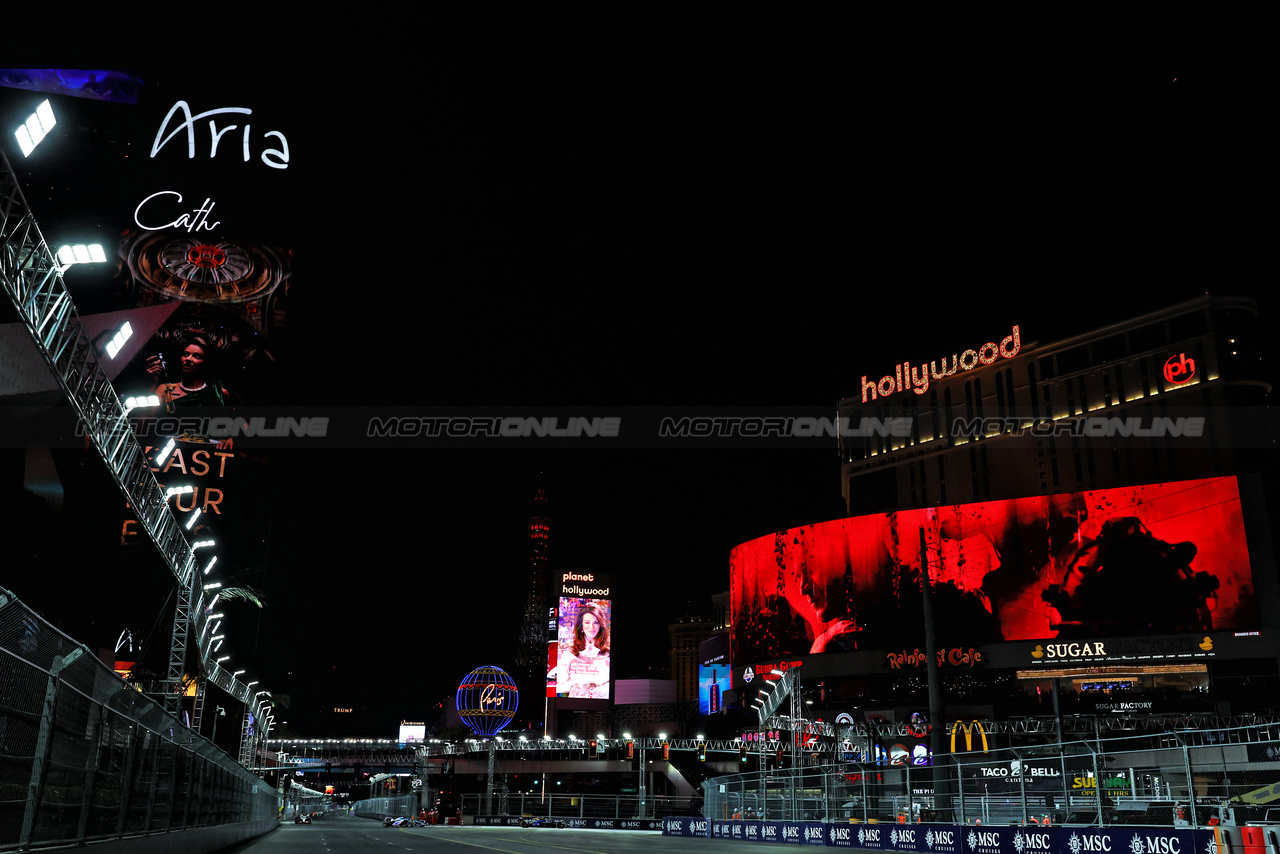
xmin=0 ymin=586 xmax=278 ymax=851
xmin=461 ymin=792 xmax=698 ymax=822
xmin=352 ymin=791 xmax=439 ymax=821
xmin=701 ymin=722 xmax=1280 ymax=828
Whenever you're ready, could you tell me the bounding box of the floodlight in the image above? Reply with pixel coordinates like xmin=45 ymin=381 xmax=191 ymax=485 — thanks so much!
xmin=155 ymin=439 xmax=176 ymax=467
xmin=15 ymin=100 xmax=55 ymax=157
xmin=203 ymin=582 xmax=221 ymax=591
xmin=216 ymin=655 xmax=230 ymax=663
xmin=122 ymin=394 xmax=160 ymax=414
xmin=232 ymin=670 xmax=246 ymax=677
xmin=184 ymin=507 xmax=202 ymax=530
xmin=104 ymin=321 xmax=132 ymax=358
xmin=203 ymin=556 xmax=218 ymax=574
xmin=55 ymin=243 xmax=107 ymax=268
xmin=192 ymin=540 xmax=215 ymax=550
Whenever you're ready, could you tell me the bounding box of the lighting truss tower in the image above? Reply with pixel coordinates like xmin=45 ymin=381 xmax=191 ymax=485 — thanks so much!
xmin=513 ymin=486 xmax=551 ymax=701
xmin=0 ymin=149 xmax=266 ymax=739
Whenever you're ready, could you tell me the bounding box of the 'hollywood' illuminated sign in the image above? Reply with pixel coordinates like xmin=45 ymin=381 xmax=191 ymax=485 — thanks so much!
xmin=860 ymin=326 xmax=1021 ymax=402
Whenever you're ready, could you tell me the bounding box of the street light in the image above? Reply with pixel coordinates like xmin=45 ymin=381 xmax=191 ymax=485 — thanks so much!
xmin=211 ymin=705 xmax=227 ymax=744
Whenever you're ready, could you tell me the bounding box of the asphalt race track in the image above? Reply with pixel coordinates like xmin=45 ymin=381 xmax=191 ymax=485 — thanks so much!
xmin=213 ymin=812 xmax=777 ymax=853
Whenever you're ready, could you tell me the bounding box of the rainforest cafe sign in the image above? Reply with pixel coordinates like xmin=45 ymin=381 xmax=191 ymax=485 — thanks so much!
xmin=887 ymin=647 xmax=983 ymax=669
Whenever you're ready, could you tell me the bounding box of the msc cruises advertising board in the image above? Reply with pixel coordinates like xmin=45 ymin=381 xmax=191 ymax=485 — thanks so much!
xmin=730 ymin=476 xmax=1257 ymax=662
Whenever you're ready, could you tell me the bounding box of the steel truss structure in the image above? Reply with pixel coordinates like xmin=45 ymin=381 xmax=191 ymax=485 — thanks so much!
xmin=270 ymin=716 xmax=1280 ymax=770
xmin=0 ymin=149 xmax=270 ymax=760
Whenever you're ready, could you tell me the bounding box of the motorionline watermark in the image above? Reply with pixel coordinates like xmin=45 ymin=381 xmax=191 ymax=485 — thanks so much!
xmin=78 ymin=414 xmax=330 ymax=441
xmin=365 ymin=416 xmax=621 ymax=438
xmin=951 ymin=415 xmax=1206 ymax=439
xmin=658 ymin=416 xmax=912 ymax=438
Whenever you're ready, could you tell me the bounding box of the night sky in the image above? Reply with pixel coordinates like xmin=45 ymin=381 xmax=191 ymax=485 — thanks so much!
xmin=0 ymin=11 xmax=1272 ymax=738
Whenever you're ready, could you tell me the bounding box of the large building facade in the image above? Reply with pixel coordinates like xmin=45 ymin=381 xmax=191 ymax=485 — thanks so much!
xmin=729 ymin=296 xmax=1278 ymax=739
xmin=838 ymin=295 xmax=1268 ymax=513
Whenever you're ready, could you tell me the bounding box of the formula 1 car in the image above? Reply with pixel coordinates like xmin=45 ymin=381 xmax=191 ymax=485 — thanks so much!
xmin=519 ymin=817 xmax=566 ymax=828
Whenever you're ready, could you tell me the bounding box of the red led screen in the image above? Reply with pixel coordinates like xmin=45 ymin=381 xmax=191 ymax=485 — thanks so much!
xmin=730 ymin=477 xmax=1257 ymax=663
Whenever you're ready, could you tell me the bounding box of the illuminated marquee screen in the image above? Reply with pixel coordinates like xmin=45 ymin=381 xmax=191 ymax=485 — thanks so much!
xmin=730 ymin=476 xmax=1257 ymax=663
xmin=698 ymin=633 xmax=731 ymax=716
xmin=398 ymin=722 xmax=425 ymax=743
xmin=547 ymin=595 xmax=612 ymax=701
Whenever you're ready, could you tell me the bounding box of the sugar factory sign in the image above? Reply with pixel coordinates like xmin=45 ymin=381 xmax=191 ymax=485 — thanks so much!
xmin=859 ymin=325 xmax=1021 ymax=403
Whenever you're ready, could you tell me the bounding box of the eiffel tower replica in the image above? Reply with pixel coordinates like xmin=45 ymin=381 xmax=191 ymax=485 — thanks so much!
xmin=513 ymin=485 xmax=551 ymax=721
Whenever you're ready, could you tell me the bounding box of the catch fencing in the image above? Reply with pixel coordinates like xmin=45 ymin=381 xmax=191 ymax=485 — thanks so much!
xmin=461 ymin=792 xmax=699 ymax=820
xmin=703 ymin=722 xmax=1280 ymax=828
xmin=0 ymin=585 xmax=278 ymax=851
xmin=353 ymin=792 xmax=433 ymax=820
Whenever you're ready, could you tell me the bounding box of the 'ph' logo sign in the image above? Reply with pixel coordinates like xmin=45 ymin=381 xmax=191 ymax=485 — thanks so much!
xmin=1163 ymin=353 xmax=1195 ymax=384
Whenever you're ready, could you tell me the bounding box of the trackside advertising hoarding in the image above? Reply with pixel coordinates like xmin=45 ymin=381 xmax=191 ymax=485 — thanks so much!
xmin=472 ymin=816 xmax=660 ymax=830
xmin=665 ymin=819 xmax=1215 ymax=853
xmin=730 ymin=477 xmax=1257 ymax=663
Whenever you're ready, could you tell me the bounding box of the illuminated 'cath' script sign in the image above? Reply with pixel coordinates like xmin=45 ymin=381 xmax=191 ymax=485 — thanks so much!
xmin=150 ymin=100 xmax=290 ymax=169
xmin=860 ymin=325 xmax=1021 ymax=403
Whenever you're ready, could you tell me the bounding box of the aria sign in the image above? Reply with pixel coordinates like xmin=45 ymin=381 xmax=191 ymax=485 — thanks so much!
xmin=860 ymin=326 xmax=1021 ymax=403
xmin=150 ymin=101 xmax=290 ymax=168
xmin=135 ymin=100 xmax=293 ymax=235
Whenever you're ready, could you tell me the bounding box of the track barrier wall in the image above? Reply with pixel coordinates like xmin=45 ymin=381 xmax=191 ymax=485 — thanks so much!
xmin=663 ymin=817 xmax=1223 ymax=852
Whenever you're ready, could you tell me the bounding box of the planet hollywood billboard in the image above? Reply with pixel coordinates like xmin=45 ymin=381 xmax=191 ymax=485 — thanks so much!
xmin=547 ymin=572 xmax=613 ymax=704
xmin=730 ymin=476 xmax=1260 ymax=665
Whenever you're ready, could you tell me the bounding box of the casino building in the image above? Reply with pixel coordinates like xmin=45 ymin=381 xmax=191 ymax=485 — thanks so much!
xmin=729 ymin=295 xmax=1280 ymax=738
xmin=838 ymin=295 xmax=1269 ymax=514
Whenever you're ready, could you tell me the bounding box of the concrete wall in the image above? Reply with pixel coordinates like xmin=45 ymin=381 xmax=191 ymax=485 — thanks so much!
xmin=72 ymin=818 xmax=277 ymax=854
